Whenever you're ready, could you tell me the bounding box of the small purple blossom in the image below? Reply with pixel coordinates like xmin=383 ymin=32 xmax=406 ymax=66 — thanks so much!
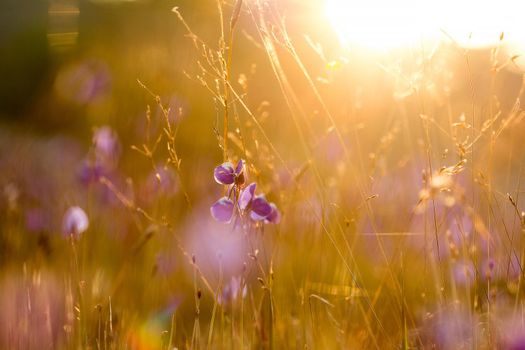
xmin=266 ymin=203 xmax=281 ymax=224
xmin=93 ymin=126 xmax=120 ymax=168
xmin=210 ymin=160 xmax=280 ymax=225
xmin=77 ymin=126 xmax=120 ymax=186
xmin=78 ymin=159 xmax=105 ymax=185
xmin=239 ymin=182 xmax=256 ymax=210
xmin=62 ymin=206 xmax=89 ymax=238
xmin=249 ymin=195 xmax=273 ymax=221
xmin=214 ymin=159 xmax=245 ymax=186
xmin=239 ymin=183 xmax=280 ymax=223
xmin=210 ymin=197 xmax=235 ymax=223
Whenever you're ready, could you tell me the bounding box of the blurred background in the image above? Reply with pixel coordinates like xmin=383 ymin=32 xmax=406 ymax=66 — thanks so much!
xmin=0 ymin=0 xmax=212 ymax=129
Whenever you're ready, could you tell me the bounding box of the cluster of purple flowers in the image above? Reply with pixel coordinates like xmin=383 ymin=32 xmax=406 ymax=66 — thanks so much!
xmin=210 ymin=160 xmax=280 ymax=224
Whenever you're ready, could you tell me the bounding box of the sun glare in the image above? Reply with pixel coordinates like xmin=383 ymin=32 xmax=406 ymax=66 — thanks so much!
xmin=325 ymin=0 xmax=525 ymax=51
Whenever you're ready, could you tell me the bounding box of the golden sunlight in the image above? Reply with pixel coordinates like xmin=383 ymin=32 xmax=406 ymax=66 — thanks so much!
xmin=325 ymin=0 xmax=525 ymax=51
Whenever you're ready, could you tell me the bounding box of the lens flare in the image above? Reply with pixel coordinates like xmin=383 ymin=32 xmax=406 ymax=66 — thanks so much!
xmin=325 ymin=0 xmax=525 ymax=50
xmin=325 ymin=0 xmax=431 ymax=50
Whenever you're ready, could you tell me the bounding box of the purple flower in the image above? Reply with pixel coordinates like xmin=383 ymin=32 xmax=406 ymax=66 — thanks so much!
xmin=210 ymin=160 xmax=280 ymax=225
xmin=266 ymin=203 xmax=281 ymax=224
xmin=210 ymin=197 xmax=235 ymax=223
xmin=78 ymin=159 xmax=105 ymax=185
xmin=62 ymin=206 xmax=89 ymax=238
xmin=93 ymin=126 xmax=117 ymax=155
xmin=239 ymin=183 xmax=280 ymax=223
xmin=214 ymin=159 xmax=245 ymax=186
xmin=78 ymin=127 xmax=120 ymax=186
xmin=239 ymin=182 xmax=256 ymax=210
xmin=93 ymin=126 xmax=120 ymax=168
xmin=249 ymin=195 xmax=273 ymax=221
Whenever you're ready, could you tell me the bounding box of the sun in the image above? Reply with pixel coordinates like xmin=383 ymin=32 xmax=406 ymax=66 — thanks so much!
xmin=325 ymin=0 xmax=525 ymax=51
xmin=325 ymin=0 xmax=432 ymax=51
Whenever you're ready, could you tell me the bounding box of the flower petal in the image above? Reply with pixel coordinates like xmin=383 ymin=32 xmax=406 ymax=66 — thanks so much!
xmin=210 ymin=197 xmax=235 ymax=223
xmin=214 ymin=162 xmax=235 ymax=185
xmin=62 ymin=206 xmax=89 ymax=238
xmin=93 ymin=126 xmax=120 ymax=161
xmin=239 ymin=182 xmax=256 ymax=211
xmin=249 ymin=211 xmax=265 ymax=221
xmin=235 ymin=159 xmax=245 ymax=175
xmin=265 ymin=203 xmax=281 ymax=224
xmin=234 ymin=159 xmax=246 ymax=185
xmin=250 ymin=195 xmax=272 ymax=220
